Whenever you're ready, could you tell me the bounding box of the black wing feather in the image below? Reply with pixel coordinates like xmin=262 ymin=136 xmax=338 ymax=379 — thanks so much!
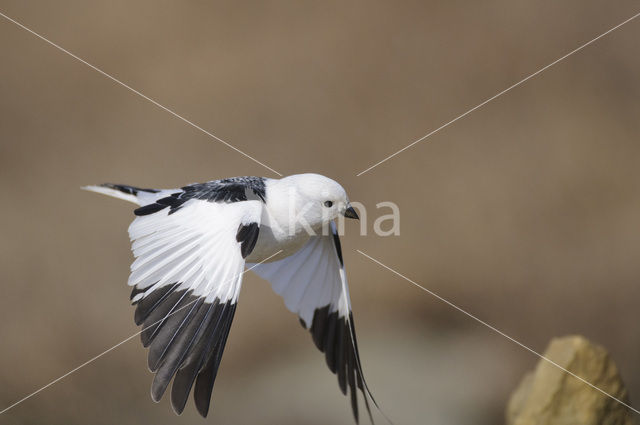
xmin=236 ymin=223 xmax=260 ymax=259
xmin=299 ymin=229 xmax=376 ymax=424
xmin=322 ymin=309 xmax=338 ymax=373
xmin=194 ymin=303 xmax=237 ymax=417
xmin=148 ymin=295 xmax=204 ymax=372
xmin=306 ymin=307 xmax=373 ymax=424
xmin=151 ymin=297 xmax=216 ymax=402
xmin=133 ymin=282 xmax=181 ymax=325
xmin=170 ymin=300 xmax=220 ymax=413
xmin=140 ymin=290 xmax=191 ymax=347
xmin=134 ymin=177 xmax=266 ymax=216
xmin=347 ymin=342 xmax=359 ymax=422
xmin=130 ymin=282 xmax=239 ymax=415
xmin=336 ymin=318 xmax=348 ymax=395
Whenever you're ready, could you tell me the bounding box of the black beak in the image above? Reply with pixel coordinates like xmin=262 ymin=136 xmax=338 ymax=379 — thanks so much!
xmin=344 ymin=205 xmax=359 ymax=220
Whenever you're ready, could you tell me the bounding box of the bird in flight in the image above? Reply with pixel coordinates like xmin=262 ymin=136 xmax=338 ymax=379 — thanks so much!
xmin=84 ymin=173 xmax=378 ymax=423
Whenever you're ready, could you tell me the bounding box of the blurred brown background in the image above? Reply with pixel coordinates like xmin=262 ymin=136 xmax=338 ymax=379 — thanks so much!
xmin=1 ymin=1 xmax=640 ymax=424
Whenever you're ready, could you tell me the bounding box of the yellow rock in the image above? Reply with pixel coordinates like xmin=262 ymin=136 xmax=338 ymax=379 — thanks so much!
xmin=506 ymin=335 xmax=634 ymax=425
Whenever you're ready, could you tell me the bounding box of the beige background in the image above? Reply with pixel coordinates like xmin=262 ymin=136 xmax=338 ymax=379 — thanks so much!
xmin=1 ymin=1 xmax=640 ymax=424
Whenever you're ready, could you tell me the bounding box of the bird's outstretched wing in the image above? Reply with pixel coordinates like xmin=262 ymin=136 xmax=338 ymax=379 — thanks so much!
xmin=249 ymin=221 xmax=374 ymax=423
xmin=128 ymin=193 xmax=262 ymax=417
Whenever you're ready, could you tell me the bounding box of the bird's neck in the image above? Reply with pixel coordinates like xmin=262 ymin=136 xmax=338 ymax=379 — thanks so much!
xmin=262 ymin=179 xmax=323 ymax=238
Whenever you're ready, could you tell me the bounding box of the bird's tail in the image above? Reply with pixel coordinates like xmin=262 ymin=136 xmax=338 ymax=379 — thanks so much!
xmin=82 ymin=183 xmax=161 ymax=205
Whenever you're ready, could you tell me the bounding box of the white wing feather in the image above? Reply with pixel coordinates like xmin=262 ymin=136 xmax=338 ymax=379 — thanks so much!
xmin=249 ymin=228 xmax=348 ymax=326
xmin=248 ymin=222 xmax=374 ymax=423
xmin=126 ymin=197 xmax=262 ymax=415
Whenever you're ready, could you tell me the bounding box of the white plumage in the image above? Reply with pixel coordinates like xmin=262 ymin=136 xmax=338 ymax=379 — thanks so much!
xmin=84 ymin=174 xmax=376 ymax=423
xmin=249 ymin=221 xmax=350 ymax=327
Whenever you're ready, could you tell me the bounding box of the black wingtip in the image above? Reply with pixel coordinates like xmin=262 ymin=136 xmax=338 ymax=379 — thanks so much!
xmin=194 ymin=389 xmax=212 ymax=418
xmin=170 ymin=395 xmax=187 ymax=416
xmin=150 ymin=386 xmax=163 ymax=403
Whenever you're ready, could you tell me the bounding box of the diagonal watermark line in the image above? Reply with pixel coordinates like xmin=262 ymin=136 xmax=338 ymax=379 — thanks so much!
xmin=357 ymin=249 xmax=640 ymax=416
xmin=0 ymin=250 xmax=283 ymax=415
xmin=356 ymin=10 xmax=640 ymax=177
xmin=0 ymin=11 xmax=282 ymax=177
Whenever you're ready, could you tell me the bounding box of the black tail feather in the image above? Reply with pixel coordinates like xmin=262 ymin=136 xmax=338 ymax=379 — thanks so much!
xmin=99 ymin=183 xmax=159 ymax=196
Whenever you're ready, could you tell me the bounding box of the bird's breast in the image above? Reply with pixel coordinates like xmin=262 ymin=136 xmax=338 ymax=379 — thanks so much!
xmin=245 ymin=224 xmax=311 ymax=263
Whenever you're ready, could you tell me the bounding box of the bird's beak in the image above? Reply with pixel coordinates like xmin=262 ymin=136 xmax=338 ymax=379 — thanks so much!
xmin=343 ymin=204 xmax=359 ymax=220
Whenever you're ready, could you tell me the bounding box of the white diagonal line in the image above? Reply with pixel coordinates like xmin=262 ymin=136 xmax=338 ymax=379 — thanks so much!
xmin=357 ymin=249 xmax=640 ymax=416
xmin=356 ymin=11 xmax=640 ymax=176
xmin=0 ymin=11 xmax=282 ymax=177
xmin=0 ymin=250 xmax=283 ymax=415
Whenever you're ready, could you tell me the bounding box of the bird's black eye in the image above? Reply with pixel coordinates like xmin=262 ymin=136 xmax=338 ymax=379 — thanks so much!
xmin=323 ymin=200 xmax=333 ymax=208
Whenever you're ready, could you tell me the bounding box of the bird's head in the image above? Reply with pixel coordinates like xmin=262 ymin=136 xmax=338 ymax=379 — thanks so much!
xmin=270 ymin=173 xmax=358 ymax=233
